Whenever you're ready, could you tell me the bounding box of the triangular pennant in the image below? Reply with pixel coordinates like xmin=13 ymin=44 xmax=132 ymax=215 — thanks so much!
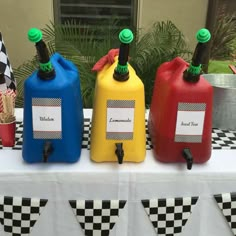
xmin=141 ymin=196 xmax=198 ymax=236
xmin=69 ymin=199 xmax=126 ymax=236
xmin=0 ymin=196 xmax=48 ymax=236
xmin=0 ymin=32 xmax=16 ymax=90
xmin=214 ymin=192 xmax=236 ymax=236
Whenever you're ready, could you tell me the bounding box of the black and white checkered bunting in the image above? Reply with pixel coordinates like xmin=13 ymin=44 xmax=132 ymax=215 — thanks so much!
xmin=0 ymin=33 xmax=16 ymax=90
xmin=214 ymin=192 xmax=236 ymax=236
xmin=141 ymin=196 xmax=198 ymax=236
xmin=0 ymin=196 xmax=48 ymax=236
xmin=1 ymin=119 xmax=236 ymax=150
xmin=69 ymin=200 xmax=126 ymax=236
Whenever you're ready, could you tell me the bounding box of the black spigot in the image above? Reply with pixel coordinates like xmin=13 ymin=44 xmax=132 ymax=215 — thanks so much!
xmin=182 ymin=148 xmax=193 ymax=170
xmin=43 ymin=141 xmax=54 ymax=162
xmin=115 ymin=143 xmax=124 ymax=164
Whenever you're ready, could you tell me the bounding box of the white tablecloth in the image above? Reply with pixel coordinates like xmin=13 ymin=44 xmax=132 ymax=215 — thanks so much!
xmin=0 ymin=109 xmax=235 ymax=236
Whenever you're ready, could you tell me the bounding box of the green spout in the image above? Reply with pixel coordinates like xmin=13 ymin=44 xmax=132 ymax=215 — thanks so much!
xmin=28 ymin=28 xmax=55 ymax=79
xmin=114 ymin=29 xmax=134 ymax=81
xmin=184 ymin=28 xmax=211 ymax=82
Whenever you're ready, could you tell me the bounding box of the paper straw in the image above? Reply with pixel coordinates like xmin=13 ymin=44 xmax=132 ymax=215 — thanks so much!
xmin=0 ymin=92 xmax=3 ymax=113
xmin=0 ymin=89 xmax=17 ymax=123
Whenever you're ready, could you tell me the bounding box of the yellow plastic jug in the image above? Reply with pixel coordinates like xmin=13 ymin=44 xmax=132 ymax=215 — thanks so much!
xmin=90 ymin=29 xmax=146 ymax=163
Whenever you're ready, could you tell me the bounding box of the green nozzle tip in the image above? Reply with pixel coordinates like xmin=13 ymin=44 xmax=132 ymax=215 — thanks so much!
xmin=119 ymin=29 xmax=134 ymax=44
xmin=28 ymin=28 xmax=42 ymax=43
xmin=196 ymin=28 xmax=211 ymax=43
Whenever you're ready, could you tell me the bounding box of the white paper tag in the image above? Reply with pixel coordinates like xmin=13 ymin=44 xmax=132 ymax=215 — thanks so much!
xmin=175 ymin=103 xmax=206 ymax=143
xmin=106 ymin=100 xmax=135 ymax=140
xmin=32 ymin=98 xmax=62 ymax=139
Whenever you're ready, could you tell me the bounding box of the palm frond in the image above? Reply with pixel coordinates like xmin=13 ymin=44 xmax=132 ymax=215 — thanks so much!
xmin=130 ymin=21 xmax=191 ymax=105
xmin=14 ymin=57 xmax=38 ymax=107
xmin=210 ymin=14 xmax=236 ymax=60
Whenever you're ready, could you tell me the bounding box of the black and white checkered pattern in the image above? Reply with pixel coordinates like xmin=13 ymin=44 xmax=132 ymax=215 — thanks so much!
xmin=212 ymin=128 xmax=236 ymax=149
xmin=12 ymin=121 xmax=23 ymax=150
xmin=0 ymin=32 xmax=16 ymax=90
xmin=1 ymin=118 xmax=152 ymax=150
xmin=69 ymin=200 xmax=126 ymax=236
xmin=0 ymin=196 xmax=48 ymax=236
xmin=1 ymin=119 xmax=236 ymax=150
xmin=142 ymin=196 xmax=198 ymax=236
xmin=145 ymin=119 xmax=153 ymax=150
xmin=82 ymin=118 xmax=91 ymax=149
xmin=214 ymin=192 xmax=236 ymax=236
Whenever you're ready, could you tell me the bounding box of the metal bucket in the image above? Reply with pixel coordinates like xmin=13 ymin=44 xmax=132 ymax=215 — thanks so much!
xmin=202 ymin=74 xmax=236 ymax=130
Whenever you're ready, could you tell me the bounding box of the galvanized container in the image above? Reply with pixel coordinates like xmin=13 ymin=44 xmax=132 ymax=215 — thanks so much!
xmin=202 ymin=74 xmax=236 ymax=130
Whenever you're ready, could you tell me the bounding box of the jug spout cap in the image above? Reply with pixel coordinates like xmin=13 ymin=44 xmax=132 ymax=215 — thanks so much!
xmin=196 ymin=28 xmax=211 ymax=43
xmin=119 ymin=29 xmax=134 ymax=44
xmin=182 ymin=148 xmax=193 ymax=170
xmin=28 ymin=28 xmax=43 ymax=43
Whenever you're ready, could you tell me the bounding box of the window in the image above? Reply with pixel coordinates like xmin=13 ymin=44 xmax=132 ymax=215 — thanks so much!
xmin=54 ymin=0 xmax=137 ymax=29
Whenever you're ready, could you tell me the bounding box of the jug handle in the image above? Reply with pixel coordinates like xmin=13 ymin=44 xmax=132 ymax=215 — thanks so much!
xmin=157 ymin=57 xmax=189 ymax=77
xmin=51 ymin=53 xmax=78 ymax=73
xmin=168 ymin=57 xmax=189 ymax=72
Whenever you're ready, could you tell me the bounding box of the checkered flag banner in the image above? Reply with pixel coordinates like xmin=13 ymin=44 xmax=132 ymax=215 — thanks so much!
xmin=69 ymin=199 xmax=126 ymax=236
xmin=141 ymin=196 xmax=199 ymax=236
xmin=214 ymin=192 xmax=236 ymax=236
xmin=0 ymin=196 xmax=48 ymax=236
xmin=0 ymin=32 xmax=16 ymax=90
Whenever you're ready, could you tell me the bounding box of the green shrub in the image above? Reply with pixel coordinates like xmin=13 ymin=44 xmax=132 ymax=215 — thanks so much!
xmin=210 ymin=8 xmax=236 ymax=60
xmin=14 ymin=20 xmax=191 ymax=108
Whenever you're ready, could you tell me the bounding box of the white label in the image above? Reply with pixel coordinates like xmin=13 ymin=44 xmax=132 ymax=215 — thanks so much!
xmin=32 ymin=106 xmax=62 ymax=132
xmin=107 ymin=107 xmax=134 ymax=133
xmin=106 ymin=100 xmax=135 ymax=140
xmin=175 ymin=111 xmax=205 ymax=135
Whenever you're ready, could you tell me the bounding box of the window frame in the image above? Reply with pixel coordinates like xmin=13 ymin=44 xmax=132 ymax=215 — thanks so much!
xmin=53 ymin=0 xmax=138 ymax=29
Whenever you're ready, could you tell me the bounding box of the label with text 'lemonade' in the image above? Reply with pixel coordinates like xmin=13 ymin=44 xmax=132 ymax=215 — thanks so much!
xmin=106 ymin=100 xmax=135 ymax=140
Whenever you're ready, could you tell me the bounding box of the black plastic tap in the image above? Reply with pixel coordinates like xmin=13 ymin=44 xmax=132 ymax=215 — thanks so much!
xmin=182 ymin=148 xmax=193 ymax=170
xmin=43 ymin=141 xmax=54 ymax=162
xmin=115 ymin=143 xmax=124 ymax=164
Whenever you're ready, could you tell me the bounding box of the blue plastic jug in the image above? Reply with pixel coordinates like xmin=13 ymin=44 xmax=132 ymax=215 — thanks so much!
xmin=22 ymin=28 xmax=84 ymax=163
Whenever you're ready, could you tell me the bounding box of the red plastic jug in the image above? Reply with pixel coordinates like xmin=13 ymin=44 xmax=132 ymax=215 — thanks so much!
xmin=148 ymin=29 xmax=213 ymax=169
